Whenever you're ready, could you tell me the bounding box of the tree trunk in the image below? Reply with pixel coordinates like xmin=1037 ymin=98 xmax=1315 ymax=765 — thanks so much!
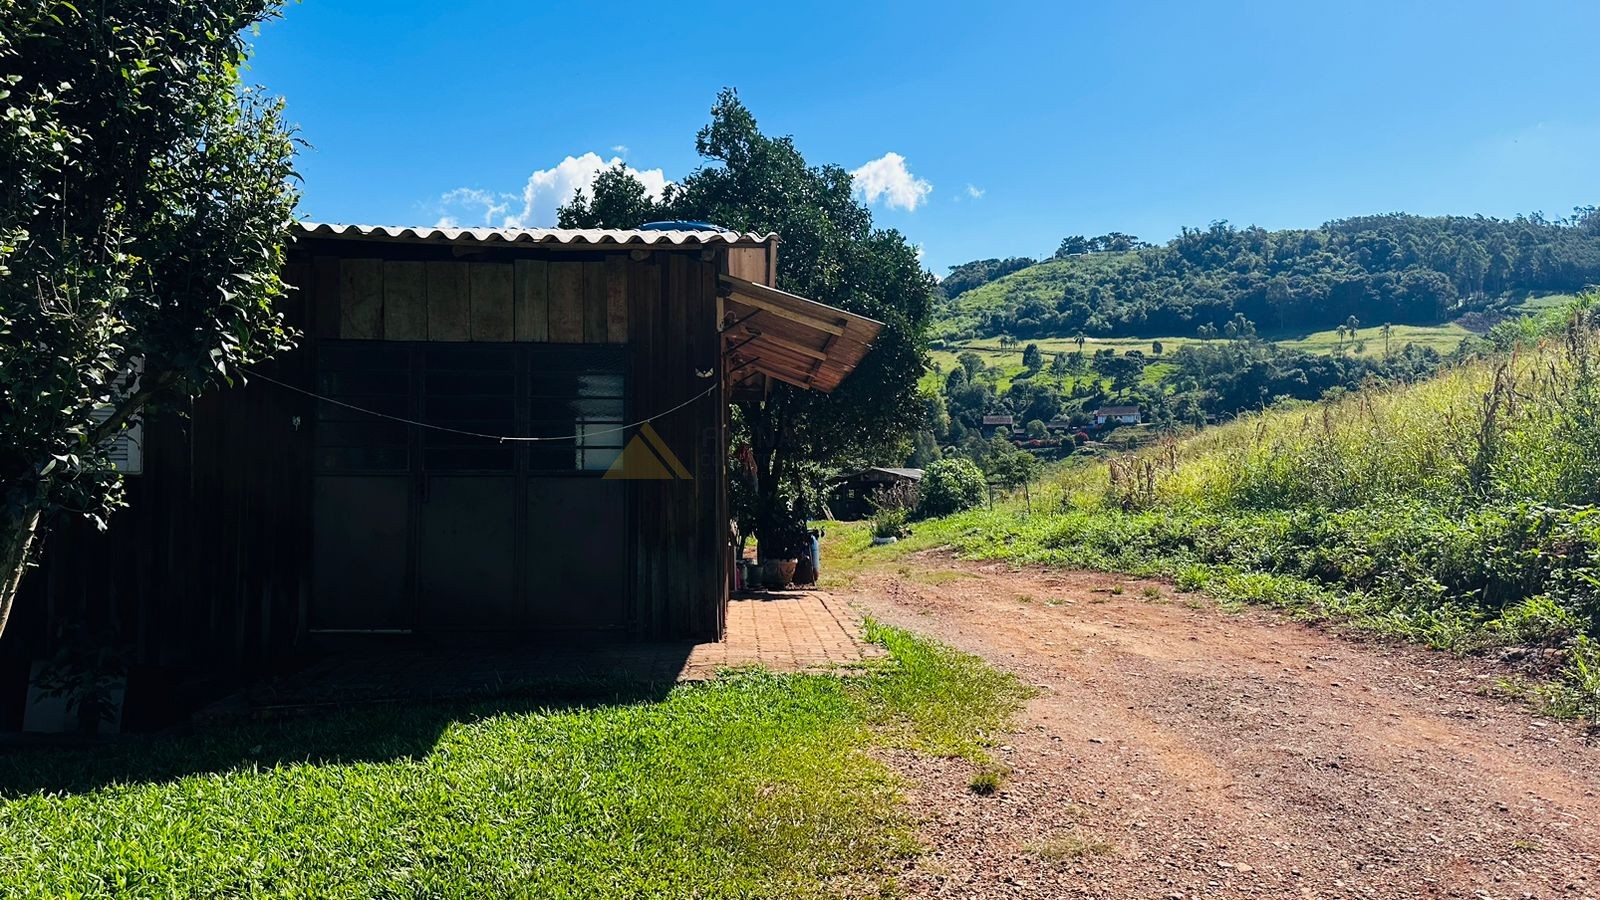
xmin=0 ymin=486 xmax=47 ymax=642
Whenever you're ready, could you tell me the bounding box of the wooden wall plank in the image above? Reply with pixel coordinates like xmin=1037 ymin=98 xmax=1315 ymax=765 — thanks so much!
xmin=514 ymin=259 xmax=549 ymax=341
xmin=383 ymin=261 xmax=428 ymax=340
xmin=605 ymin=256 xmax=629 ymax=343
xmin=727 ymin=247 xmax=765 ymax=284
xmin=548 ymin=262 xmax=584 ymax=342
xmin=582 ymin=260 xmax=607 ymax=343
xmin=312 ymin=257 xmax=341 ymax=339
xmin=426 ymin=261 xmax=470 ymax=341
xmin=339 ymin=259 xmax=384 ymax=339
xmin=469 ymin=262 xmax=515 ymax=342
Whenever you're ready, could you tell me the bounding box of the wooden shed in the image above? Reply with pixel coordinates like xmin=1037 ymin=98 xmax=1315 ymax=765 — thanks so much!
xmin=827 ymin=468 xmax=924 ymax=521
xmin=1 ymin=223 xmax=881 ymax=729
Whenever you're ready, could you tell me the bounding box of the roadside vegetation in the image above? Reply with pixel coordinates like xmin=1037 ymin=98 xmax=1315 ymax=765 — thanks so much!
xmin=847 ymin=296 xmax=1600 ymax=720
xmin=0 ymin=628 xmax=1026 ymax=899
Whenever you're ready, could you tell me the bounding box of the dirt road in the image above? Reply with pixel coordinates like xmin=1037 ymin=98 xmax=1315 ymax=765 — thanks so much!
xmin=838 ymin=554 xmax=1600 ymax=899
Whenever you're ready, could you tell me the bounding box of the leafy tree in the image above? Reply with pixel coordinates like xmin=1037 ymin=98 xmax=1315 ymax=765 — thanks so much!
xmin=1021 ymin=342 xmax=1043 ymax=371
xmin=1152 ymin=340 xmax=1164 ymax=356
xmin=956 ymin=351 xmax=984 ymax=380
xmin=559 ymin=89 xmax=933 ymax=547
xmin=1049 ymin=352 xmax=1070 ymax=377
xmin=915 ymin=457 xmax=986 ymax=518
xmin=0 ymin=1 xmax=299 ymax=638
xmin=555 ymin=163 xmax=668 ymax=229
xmin=1024 ymin=419 xmax=1049 ymax=439
xmin=1055 ymin=235 xmax=1091 ymax=258
xmin=981 ymin=436 xmax=1040 ymax=489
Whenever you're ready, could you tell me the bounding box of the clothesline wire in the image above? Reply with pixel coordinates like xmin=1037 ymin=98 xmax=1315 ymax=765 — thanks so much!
xmin=239 ymin=367 xmax=718 ymax=443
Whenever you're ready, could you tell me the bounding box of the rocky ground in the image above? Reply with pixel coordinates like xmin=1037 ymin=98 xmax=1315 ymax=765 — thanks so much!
xmin=838 ymin=555 xmax=1600 ymax=899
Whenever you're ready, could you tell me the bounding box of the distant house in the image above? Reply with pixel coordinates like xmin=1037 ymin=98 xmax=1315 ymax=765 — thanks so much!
xmin=1045 ymin=417 xmax=1074 ymax=432
xmin=1093 ymin=405 xmax=1142 ymax=426
xmin=980 ymin=413 xmax=1015 ymax=436
xmin=827 ymin=467 xmax=925 ymax=520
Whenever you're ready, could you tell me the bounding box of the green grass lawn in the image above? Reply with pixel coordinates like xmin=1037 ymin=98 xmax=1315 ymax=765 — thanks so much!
xmin=0 ymin=627 xmax=1026 ymax=899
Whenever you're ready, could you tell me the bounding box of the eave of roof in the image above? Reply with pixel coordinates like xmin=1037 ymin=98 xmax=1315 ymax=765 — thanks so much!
xmin=718 ymin=274 xmax=882 ymax=394
xmin=295 ymin=222 xmax=778 ymax=249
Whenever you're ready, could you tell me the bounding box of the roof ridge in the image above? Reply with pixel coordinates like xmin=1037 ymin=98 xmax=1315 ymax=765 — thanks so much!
xmin=294 ymin=222 xmax=779 ymax=246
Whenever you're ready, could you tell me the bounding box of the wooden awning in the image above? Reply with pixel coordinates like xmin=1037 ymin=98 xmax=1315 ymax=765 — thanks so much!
xmin=719 ymin=274 xmax=883 ymax=394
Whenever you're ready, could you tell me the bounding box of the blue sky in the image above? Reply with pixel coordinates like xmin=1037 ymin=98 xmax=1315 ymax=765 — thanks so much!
xmin=249 ymin=1 xmax=1600 ymax=275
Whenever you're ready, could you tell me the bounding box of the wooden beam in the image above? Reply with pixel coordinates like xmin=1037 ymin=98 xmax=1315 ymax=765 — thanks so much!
xmin=723 ymin=294 xmax=846 ymax=336
xmin=730 ymin=328 xmax=829 ymax=360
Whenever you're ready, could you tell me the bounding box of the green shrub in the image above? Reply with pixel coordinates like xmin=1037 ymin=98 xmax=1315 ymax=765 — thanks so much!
xmin=916 ymin=458 xmax=987 ymax=519
xmin=869 ymin=507 xmax=908 ymax=541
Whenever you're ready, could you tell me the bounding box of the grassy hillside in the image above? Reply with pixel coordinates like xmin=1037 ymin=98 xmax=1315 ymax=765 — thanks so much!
xmin=903 ymin=296 xmax=1600 ymax=719
xmin=934 ymin=212 xmax=1600 ymax=342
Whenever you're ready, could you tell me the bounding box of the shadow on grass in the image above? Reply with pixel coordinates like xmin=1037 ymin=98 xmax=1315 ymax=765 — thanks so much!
xmin=0 ymin=674 xmax=676 ymax=799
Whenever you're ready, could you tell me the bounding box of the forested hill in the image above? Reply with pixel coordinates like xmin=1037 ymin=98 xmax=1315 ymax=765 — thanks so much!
xmin=936 ymin=209 xmax=1600 ymax=340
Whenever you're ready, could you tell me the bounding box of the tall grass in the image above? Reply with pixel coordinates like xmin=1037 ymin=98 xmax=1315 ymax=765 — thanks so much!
xmin=908 ymin=296 xmax=1600 ymax=718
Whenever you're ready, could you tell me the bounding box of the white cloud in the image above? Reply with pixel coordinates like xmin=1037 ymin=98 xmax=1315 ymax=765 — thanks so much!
xmin=434 ymin=188 xmax=508 ymax=228
xmin=434 ymin=153 xmax=669 ymax=229
xmin=850 ymin=152 xmax=932 ymax=212
xmin=612 ymin=144 xmax=629 ymax=155
xmin=965 ymin=183 xmax=985 ymax=200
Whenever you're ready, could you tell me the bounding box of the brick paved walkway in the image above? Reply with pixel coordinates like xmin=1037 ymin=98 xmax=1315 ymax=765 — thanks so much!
xmin=679 ymin=592 xmax=883 ymax=679
xmin=230 ymin=592 xmax=880 ymax=715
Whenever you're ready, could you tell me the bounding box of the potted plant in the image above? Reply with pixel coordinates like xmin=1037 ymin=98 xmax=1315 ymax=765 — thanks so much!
xmin=759 ymin=517 xmax=809 ymax=588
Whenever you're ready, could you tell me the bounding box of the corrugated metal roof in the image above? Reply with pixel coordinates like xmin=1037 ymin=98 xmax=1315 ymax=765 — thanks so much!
xmin=295 ymin=222 xmax=777 ymax=248
xmin=867 ymin=467 xmax=924 ymax=480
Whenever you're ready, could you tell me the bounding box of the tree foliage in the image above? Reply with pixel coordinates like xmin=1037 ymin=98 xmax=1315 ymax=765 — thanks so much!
xmin=915 ymin=457 xmax=986 ymax=519
xmin=0 ymin=0 xmax=299 ymax=637
xmin=943 ymin=212 xmax=1600 ymax=340
xmin=938 ymin=256 xmax=1035 ymax=301
xmin=558 ymin=89 xmax=934 ymax=543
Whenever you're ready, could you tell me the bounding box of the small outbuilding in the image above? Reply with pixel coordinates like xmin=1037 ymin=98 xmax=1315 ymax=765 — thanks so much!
xmin=980 ymin=413 xmax=1015 ymax=436
xmin=827 ymin=467 xmax=924 ymax=520
xmin=1093 ymin=405 xmax=1142 ymax=426
xmin=3 ymin=222 xmax=881 ymax=729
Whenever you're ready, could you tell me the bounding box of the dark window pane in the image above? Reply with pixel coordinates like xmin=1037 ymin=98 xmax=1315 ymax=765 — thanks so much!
xmin=317 ymin=370 xmax=409 ymax=396
xmin=318 ymin=446 xmax=409 ymax=472
xmin=423 ymin=395 xmax=516 ymax=422
xmin=316 ymin=421 xmax=409 ymax=447
xmin=427 ymin=346 xmax=515 ymax=372
xmin=319 ymin=344 xmax=410 ymax=370
xmin=424 ymin=447 xmax=516 ymax=471
xmin=427 ymin=371 xmax=516 ymax=396
xmin=317 ymin=394 xmax=412 ymax=422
